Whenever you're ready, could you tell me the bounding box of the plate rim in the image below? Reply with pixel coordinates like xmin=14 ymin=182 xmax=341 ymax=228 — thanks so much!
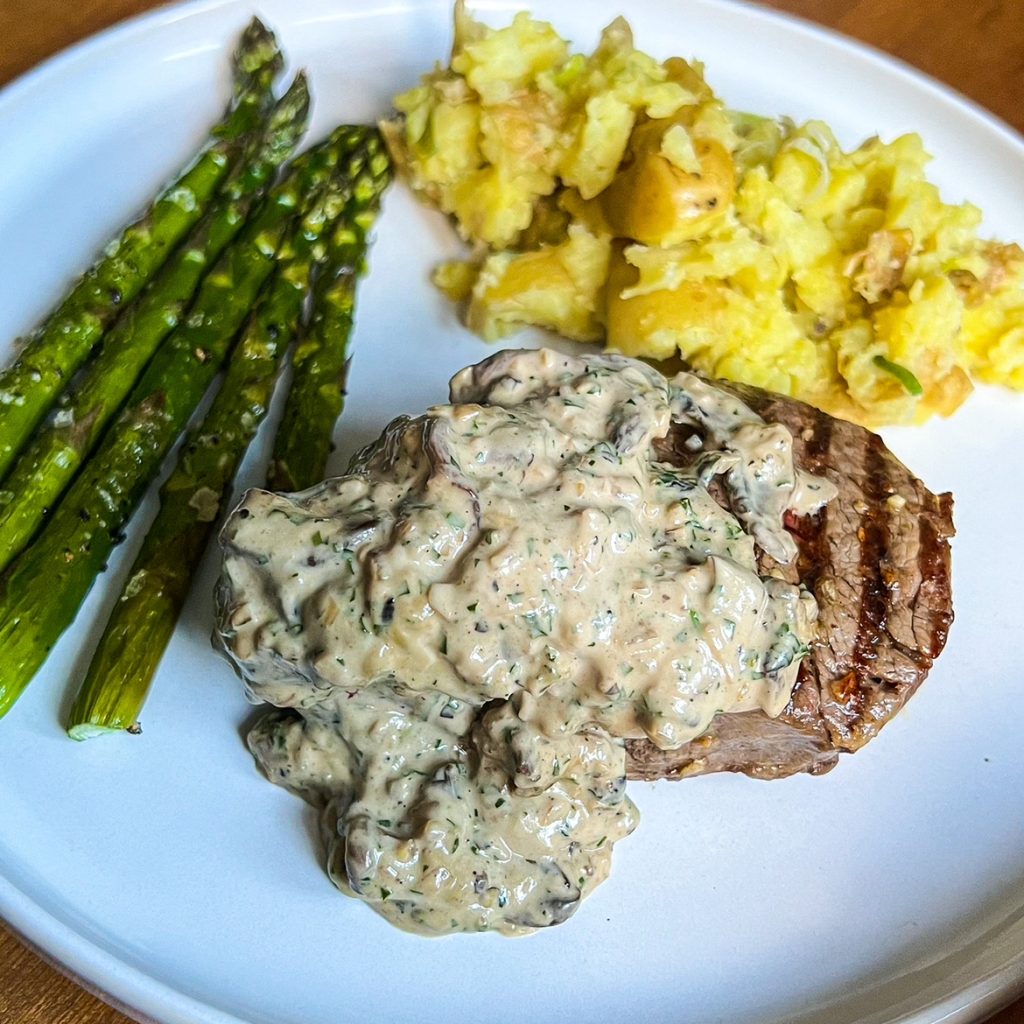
xmin=1 ymin=2 xmax=1023 ymax=1023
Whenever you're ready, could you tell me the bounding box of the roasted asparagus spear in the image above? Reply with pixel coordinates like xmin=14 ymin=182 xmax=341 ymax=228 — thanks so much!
xmin=67 ymin=128 xmax=376 ymax=738
xmin=0 ymin=18 xmax=282 ymax=479
xmin=0 ymin=75 xmax=309 ymax=574
xmin=267 ymin=128 xmax=391 ymax=491
xmin=0 ymin=116 xmax=356 ymax=721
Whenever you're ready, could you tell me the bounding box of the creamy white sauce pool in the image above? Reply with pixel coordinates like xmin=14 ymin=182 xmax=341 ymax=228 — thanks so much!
xmin=215 ymin=349 xmax=834 ymax=935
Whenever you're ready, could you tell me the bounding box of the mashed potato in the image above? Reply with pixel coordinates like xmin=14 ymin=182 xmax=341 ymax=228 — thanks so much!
xmin=386 ymin=2 xmax=1024 ymax=426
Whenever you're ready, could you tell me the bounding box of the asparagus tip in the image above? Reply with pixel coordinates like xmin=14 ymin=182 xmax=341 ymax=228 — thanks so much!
xmin=274 ymin=72 xmax=312 ymax=124
xmin=235 ymin=17 xmax=283 ymax=78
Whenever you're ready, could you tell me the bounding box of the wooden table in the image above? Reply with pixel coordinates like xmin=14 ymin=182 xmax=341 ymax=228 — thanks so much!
xmin=1 ymin=1 xmax=1022 ymax=1021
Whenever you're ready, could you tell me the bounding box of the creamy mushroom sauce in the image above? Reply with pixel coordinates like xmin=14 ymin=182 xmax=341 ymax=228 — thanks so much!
xmin=215 ymin=348 xmax=835 ymax=936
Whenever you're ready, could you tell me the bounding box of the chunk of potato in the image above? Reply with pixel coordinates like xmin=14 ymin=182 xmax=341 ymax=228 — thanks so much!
xmin=599 ymin=118 xmax=735 ymax=245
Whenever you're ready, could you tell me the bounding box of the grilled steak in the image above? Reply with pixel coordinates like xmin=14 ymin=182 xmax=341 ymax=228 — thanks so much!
xmin=625 ymin=383 xmax=955 ymax=782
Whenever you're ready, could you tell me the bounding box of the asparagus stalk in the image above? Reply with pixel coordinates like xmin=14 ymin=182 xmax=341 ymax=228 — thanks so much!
xmin=267 ymin=128 xmax=392 ymax=491
xmin=0 ymin=76 xmax=310 ymax=575
xmin=0 ymin=18 xmax=282 ymax=479
xmin=0 ymin=116 xmax=349 ymax=722
xmin=67 ymin=128 xmax=375 ymax=739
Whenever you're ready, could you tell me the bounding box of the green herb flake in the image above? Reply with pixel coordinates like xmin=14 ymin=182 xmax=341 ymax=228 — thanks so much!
xmin=873 ymin=355 xmax=924 ymax=396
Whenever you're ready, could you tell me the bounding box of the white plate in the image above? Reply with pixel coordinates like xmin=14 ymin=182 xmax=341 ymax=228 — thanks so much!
xmin=2 ymin=2 xmax=1023 ymax=1022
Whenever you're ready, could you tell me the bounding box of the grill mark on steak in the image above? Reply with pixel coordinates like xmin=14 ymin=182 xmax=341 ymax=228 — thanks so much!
xmin=624 ymin=379 xmax=954 ymax=783
xmin=851 ymin=435 xmax=891 ymax=691
xmin=918 ymin=506 xmax=953 ymax=659
xmin=794 ymin=407 xmax=833 ymax=592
